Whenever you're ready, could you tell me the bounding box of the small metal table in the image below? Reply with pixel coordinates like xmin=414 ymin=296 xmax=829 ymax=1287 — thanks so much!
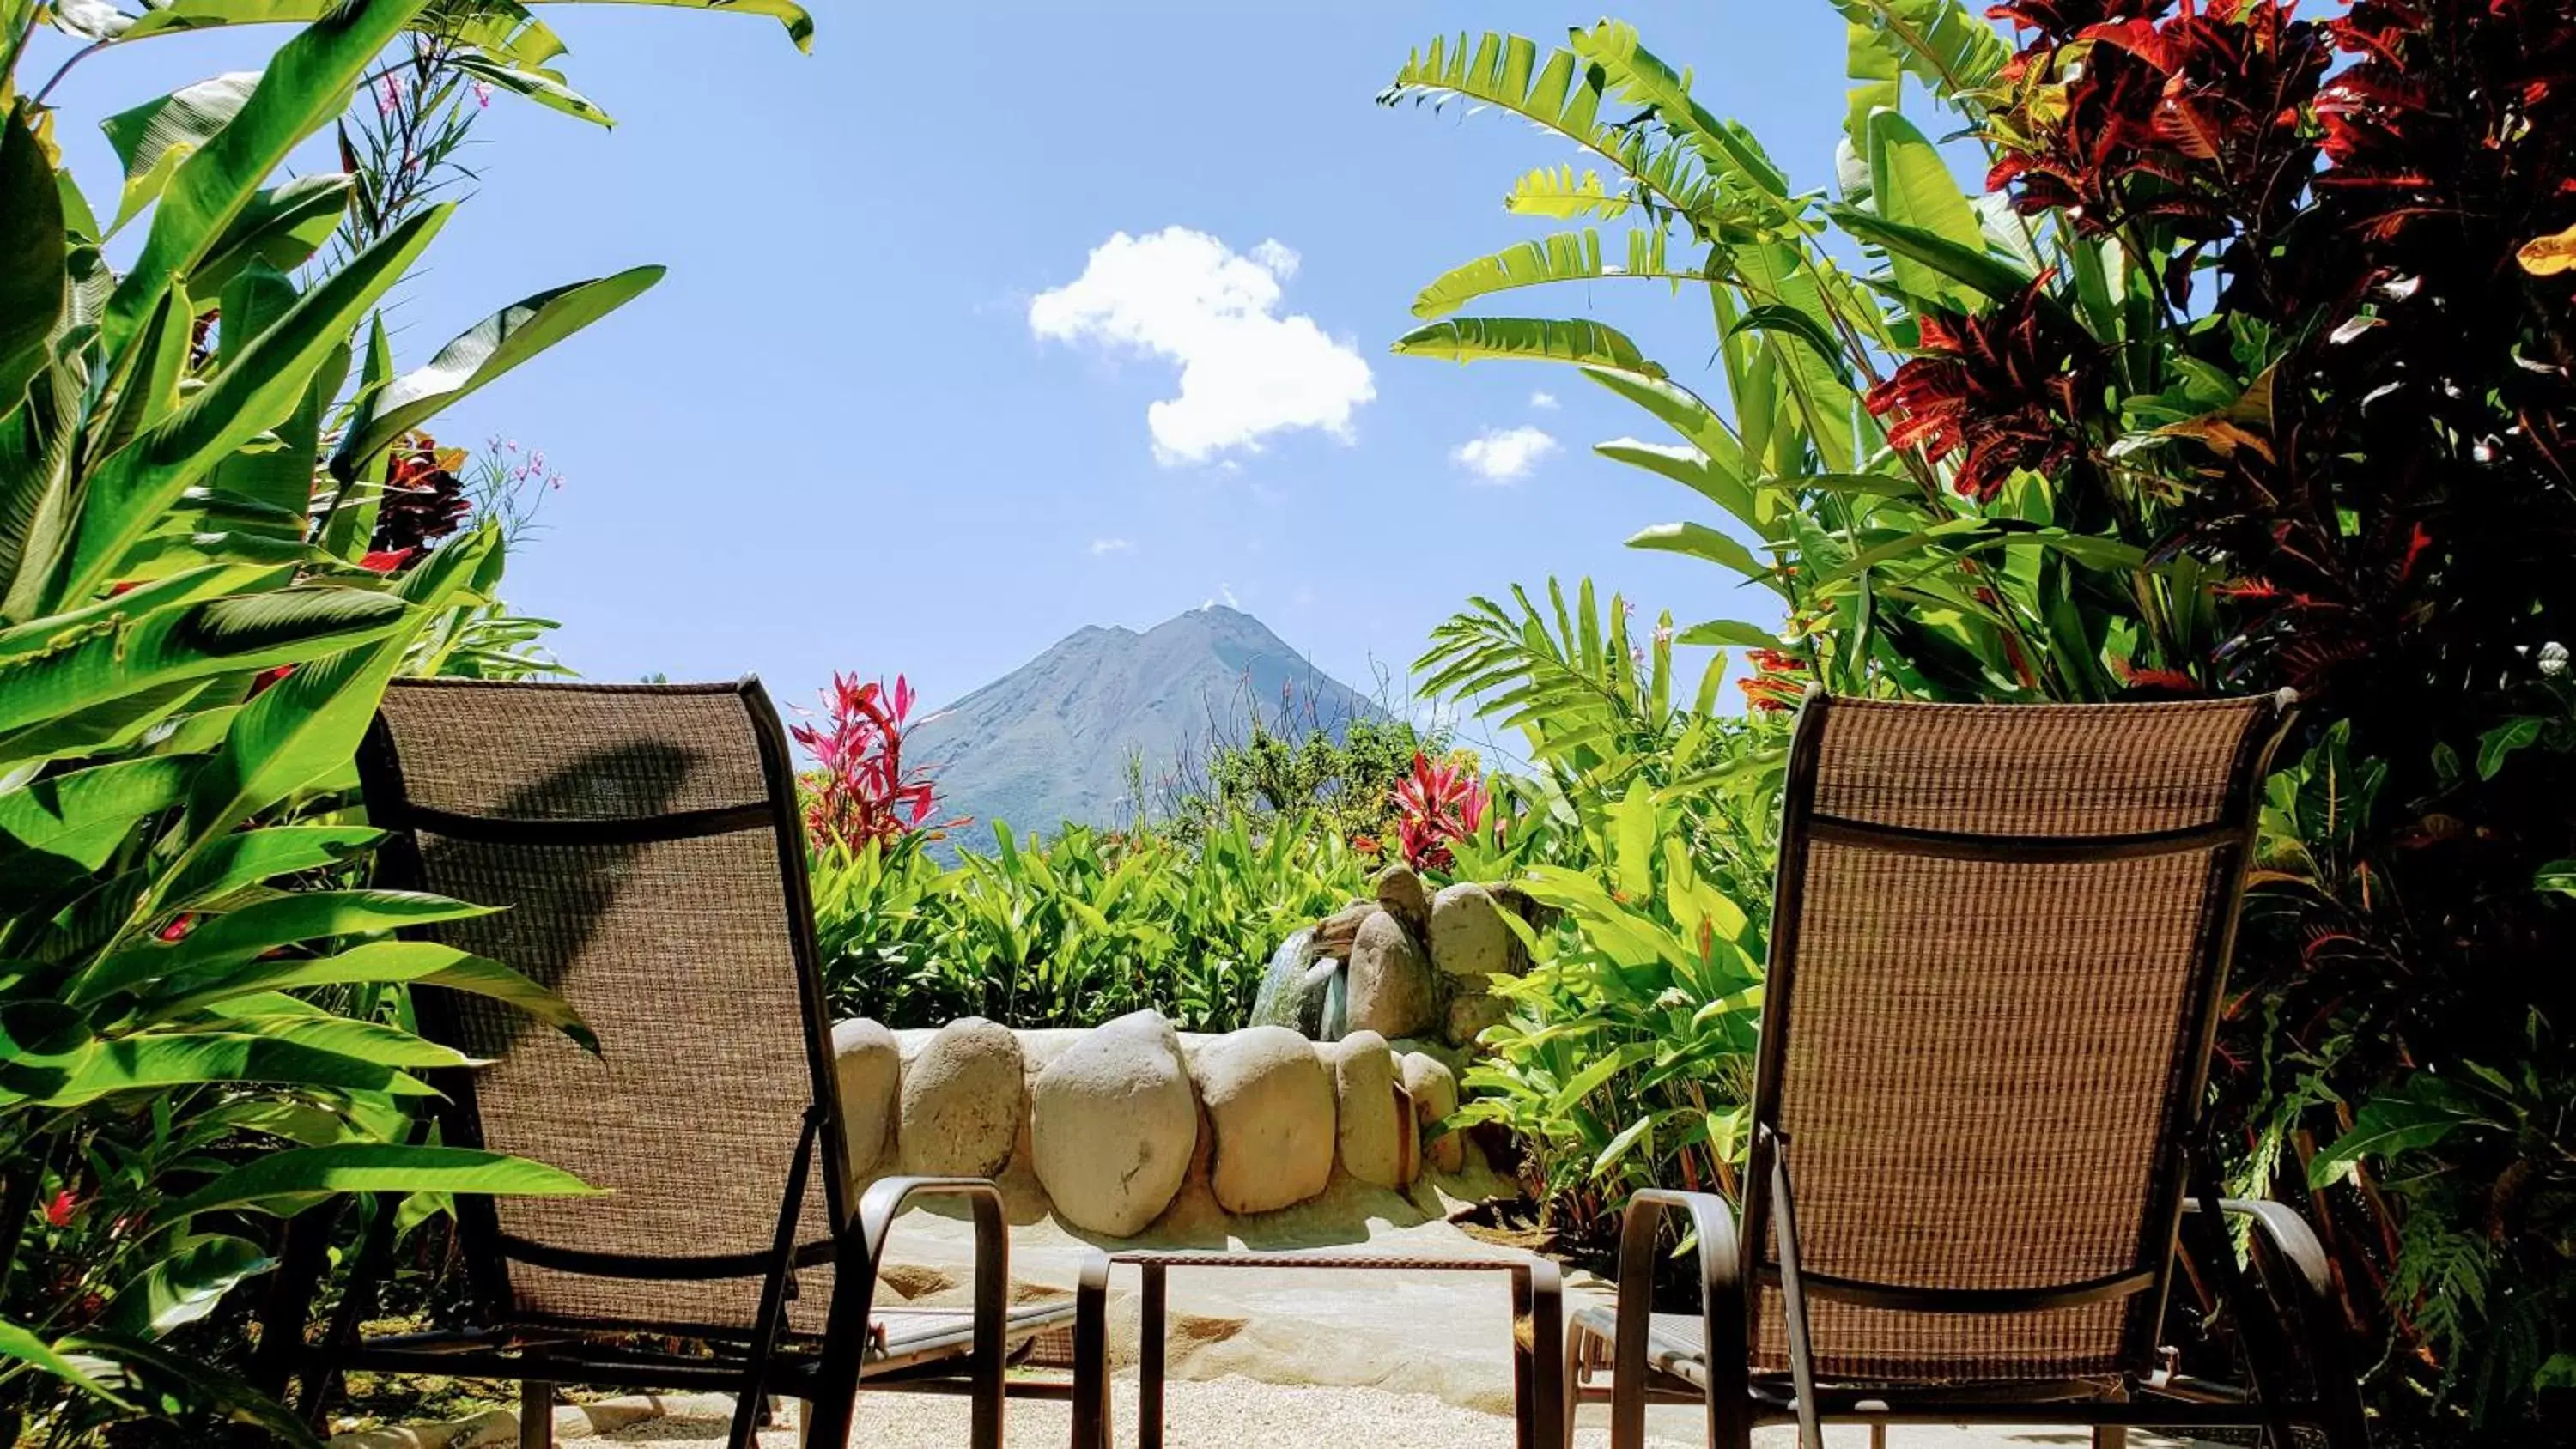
xmin=1070 ymin=1248 xmax=1566 ymax=1449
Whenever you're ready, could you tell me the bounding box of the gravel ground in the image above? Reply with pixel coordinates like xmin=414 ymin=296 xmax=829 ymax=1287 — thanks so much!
xmin=586 ymin=1382 xmax=2202 ymax=1449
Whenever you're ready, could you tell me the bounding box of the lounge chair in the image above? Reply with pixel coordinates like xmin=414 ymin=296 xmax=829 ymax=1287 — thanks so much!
xmin=1564 ymin=690 xmax=2372 ymax=1449
xmin=258 ymin=678 xmax=1069 ymax=1449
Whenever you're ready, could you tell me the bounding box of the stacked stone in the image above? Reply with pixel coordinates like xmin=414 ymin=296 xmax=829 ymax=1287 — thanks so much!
xmin=1254 ymin=864 xmax=1543 ymax=1052
xmin=834 ymin=1010 xmax=1476 ymax=1238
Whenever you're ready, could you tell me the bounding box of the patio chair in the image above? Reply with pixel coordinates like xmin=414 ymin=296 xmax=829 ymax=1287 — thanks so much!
xmin=258 ymin=677 xmax=1069 ymax=1449
xmin=1564 ymin=689 xmax=2372 ymax=1449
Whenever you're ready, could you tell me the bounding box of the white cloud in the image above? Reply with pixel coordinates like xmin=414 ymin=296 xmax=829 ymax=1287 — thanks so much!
xmin=1030 ymin=227 xmax=1374 ymax=465
xmin=1530 ymin=390 xmax=1559 ymax=409
xmin=1088 ymin=537 xmax=1133 ymax=557
xmin=1451 ymin=425 xmax=1560 ymax=483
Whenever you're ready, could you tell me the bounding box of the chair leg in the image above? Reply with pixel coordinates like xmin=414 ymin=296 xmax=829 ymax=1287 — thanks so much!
xmin=1139 ymin=1261 xmax=1168 ymax=1449
xmin=1561 ymin=1322 xmax=1586 ymax=1449
xmin=519 ymin=1381 xmax=554 ymax=1449
xmin=1769 ymin=1142 xmax=1824 ymax=1449
xmin=732 ymin=1111 xmax=823 ymax=1449
xmin=2091 ymin=1428 xmax=2126 ymax=1449
xmin=1072 ymin=1252 xmax=1113 ymax=1449
xmin=1528 ymin=1261 xmax=1566 ymax=1449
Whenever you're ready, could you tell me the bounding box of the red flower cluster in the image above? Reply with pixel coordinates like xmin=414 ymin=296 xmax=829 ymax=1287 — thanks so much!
xmin=1391 ymin=752 xmax=1487 ymax=874
xmin=791 ymin=673 xmax=954 ymax=850
xmin=1862 ymin=274 xmax=2105 ymax=500
xmin=1739 ymin=647 xmax=1809 ymax=713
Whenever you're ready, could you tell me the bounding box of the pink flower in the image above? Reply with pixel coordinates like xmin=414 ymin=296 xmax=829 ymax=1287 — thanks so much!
xmin=796 ymin=672 xmax=961 ymax=849
xmin=472 ymin=80 xmax=494 ymax=108
xmin=45 ymin=1191 xmax=77 ymax=1228
xmin=1391 ymin=753 xmax=1490 ymax=874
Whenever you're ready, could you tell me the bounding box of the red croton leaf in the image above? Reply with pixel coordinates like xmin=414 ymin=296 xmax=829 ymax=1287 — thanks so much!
xmin=1863 ymin=272 xmax=2106 ymax=500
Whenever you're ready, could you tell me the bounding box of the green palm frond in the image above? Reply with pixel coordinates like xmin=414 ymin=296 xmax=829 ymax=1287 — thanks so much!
xmin=1826 ymin=0 xmax=2014 ymax=130
xmin=1411 ymin=228 xmax=1688 ymax=319
xmin=1504 ymin=166 xmax=1631 ymax=222
xmin=1380 ymin=31 xmax=1731 ymax=236
xmin=1565 ymin=21 xmax=1792 ymax=209
xmin=1392 ymin=317 xmax=1666 ymax=378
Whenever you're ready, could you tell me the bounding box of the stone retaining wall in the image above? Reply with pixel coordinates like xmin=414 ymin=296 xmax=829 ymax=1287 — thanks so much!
xmin=832 ymin=1011 xmax=1485 ymax=1237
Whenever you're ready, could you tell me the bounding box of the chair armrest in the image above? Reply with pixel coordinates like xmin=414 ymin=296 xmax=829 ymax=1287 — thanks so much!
xmin=805 ymin=1178 xmax=1012 ymax=1449
xmin=1615 ymin=1189 xmax=1743 ymax=1330
xmin=1609 ymin=1190 xmax=1750 ymax=1449
xmin=853 ymin=1176 xmax=1007 ymax=1263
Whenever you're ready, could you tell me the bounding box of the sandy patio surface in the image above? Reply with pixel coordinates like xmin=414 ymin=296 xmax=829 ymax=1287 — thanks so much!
xmin=331 ymin=1170 xmax=2213 ymax=1449
xmin=576 ymin=1384 xmax=2203 ymax=1449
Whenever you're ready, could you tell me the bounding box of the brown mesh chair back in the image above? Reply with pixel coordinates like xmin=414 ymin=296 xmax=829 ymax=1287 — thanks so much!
xmin=358 ymin=677 xmax=845 ymax=1336
xmin=1744 ymin=691 xmax=2295 ymax=1386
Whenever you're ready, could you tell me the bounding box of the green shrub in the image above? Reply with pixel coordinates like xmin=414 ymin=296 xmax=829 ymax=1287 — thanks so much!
xmin=813 ymin=813 xmax=1367 ymax=1034
xmin=0 ymin=3 xmax=808 ymax=1437
xmin=1422 ymin=580 xmax=1779 ymax=1234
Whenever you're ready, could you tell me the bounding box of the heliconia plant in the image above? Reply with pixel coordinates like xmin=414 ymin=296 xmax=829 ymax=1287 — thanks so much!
xmin=793 ymin=672 xmax=957 ymax=851
xmin=1391 ymin=751 xmax=1489 ymax=873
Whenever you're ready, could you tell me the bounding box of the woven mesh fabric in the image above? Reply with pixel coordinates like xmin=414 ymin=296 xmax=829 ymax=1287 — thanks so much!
xmin=379 ymin=684 xmax=769 ymax=820
xmin=1753 ymin=696 xmax=2273 ymax=1385
xmin=374 ymin=681 xmax=836 ymax=1333
xmin=1810 ymin=698 xmax=2257 ymax=837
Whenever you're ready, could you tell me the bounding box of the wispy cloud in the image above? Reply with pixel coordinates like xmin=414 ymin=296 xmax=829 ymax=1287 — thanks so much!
xmin=1088 ymin=537 xmax=1133 ymax=557
xmin=1202 ymin=582 xmax=1242 ymax=609
xmin=1030 ymin=227 xmax=1375 ymax=466
xmin=1451 ymin=425 xmax=1559 ymax=483
xmin=1529 ymin=390 xmax=1558 ymax=409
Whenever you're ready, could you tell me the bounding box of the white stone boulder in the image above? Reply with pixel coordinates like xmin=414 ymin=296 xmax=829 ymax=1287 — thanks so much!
xmin=830 ymin=1017 xmax=901 ymax=1178
xmin=1347 ymin=911 xmax=1436 ymax=1040
xmin=1373 ymin=863 xmax=1431 ymax=937
xmin=897 ymin=1016 xmax=1024 ymax=1178
xmin=1195 ymin=1026 xmax=1336 ymax=1215
xmin=1030 ymin=1009 xmax=1197 ymax=1236
xmin=1331 ymin=1031 xmax=1416 ymax=1188
xmin=1428 ymin=882 xmax=1514 ymax=980
xmin=1313 ymin=900 xmax=1376 ymax=958
xmin=1444 ymin=990 xmax=1509 ymax=1048
xmin=1400 ymin=1052 xmax=1462 ymax=1173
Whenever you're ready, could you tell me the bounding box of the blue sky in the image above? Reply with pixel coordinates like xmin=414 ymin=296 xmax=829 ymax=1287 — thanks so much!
xmin=42 ymin=2 xmax=1862 ymax=725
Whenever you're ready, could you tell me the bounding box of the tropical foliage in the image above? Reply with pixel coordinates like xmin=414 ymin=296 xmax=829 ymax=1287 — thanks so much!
xmin=1387 ymin=0 xmax=2576 ymax=1436
xmin=0 ymin=1 xmax=809 ymax=1439
xmin=1423 ymin=582 xmax=1779 ymax=1238
xmin=812 ymin=815 xmax=1368 ymax=1034
xmin=1140 ymin=702 xmax=1455 ymax=852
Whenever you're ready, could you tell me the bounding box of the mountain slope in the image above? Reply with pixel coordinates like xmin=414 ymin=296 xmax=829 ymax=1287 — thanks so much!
xmin=906 ymin=606 xmax=1382 ymax=838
